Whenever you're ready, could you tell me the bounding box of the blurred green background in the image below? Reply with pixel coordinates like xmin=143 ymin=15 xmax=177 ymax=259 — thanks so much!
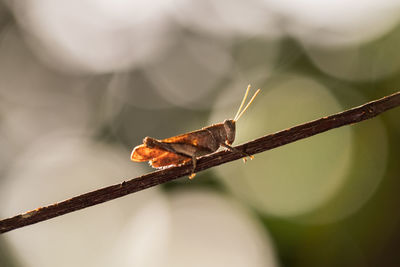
xmin=0 ymin=0 xmax=400 ymax=266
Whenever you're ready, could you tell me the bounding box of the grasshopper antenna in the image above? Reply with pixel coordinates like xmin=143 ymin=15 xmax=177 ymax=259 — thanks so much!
xmin=234 ymin=84 xmax=251 ymax=121
xmin=234 ymin=87 xmax=261 ymax=122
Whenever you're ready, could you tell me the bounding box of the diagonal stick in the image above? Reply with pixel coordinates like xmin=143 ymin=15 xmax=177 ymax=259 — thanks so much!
xmin=1 ymin=90 xmax=400 ymax=234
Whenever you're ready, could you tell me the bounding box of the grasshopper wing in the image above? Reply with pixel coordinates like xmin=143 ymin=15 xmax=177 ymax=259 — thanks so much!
xmin=131 ymin=144 xmax=191 ymax=169
xmin=131 ymin=144 xmax=167 ymax=162
xmin=161 ymin=129 xmax=217 ymax=151
xmin=150 ymin=152 xmax=191 ymax=169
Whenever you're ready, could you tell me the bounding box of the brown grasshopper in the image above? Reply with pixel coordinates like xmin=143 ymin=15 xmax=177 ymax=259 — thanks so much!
xmin=131 ymin=85 xmax=260 ymax=179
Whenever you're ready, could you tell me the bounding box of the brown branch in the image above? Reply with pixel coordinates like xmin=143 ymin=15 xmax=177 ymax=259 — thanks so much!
xmin=1 ymin=91 xmax=400 ymax=234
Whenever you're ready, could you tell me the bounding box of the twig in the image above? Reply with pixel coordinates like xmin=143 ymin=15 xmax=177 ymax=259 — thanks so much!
xmin=1 ymin=91 xmax=400 ymax=234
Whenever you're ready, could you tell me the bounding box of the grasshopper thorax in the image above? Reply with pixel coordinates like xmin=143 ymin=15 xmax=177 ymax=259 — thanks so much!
xmin=223 ymin=119 xmax=236 ymax=145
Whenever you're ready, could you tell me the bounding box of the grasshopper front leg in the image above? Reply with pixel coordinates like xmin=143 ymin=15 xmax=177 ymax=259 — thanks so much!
xmin=221 ymin=143 xmax=254 ymax=162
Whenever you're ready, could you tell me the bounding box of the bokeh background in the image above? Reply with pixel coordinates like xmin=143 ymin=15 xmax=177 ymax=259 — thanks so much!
xmin=0 ymin=0 xmax=400 ymax=266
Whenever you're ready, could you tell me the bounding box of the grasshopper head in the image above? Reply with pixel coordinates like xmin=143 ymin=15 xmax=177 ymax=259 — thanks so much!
xmin=223 ymin=119 xmax=236 ymax=145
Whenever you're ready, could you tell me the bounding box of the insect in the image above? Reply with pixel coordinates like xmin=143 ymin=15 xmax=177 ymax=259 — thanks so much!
xmin=131 ymin=85 xmax=260 ymax=179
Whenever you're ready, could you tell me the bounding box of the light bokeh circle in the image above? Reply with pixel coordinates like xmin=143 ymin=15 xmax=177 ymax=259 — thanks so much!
xmin=210 ymin=75 xmax=353 ymax=217
xmin=297 ymin=88 xmax=388 ymax=223
xmin=110 ymin=189 xmax=278 ymax=267
xmin=10 ymin=0 xmax=178 ymax=73
xmin=260 ymin=0 xmax=400 ymax=47
xmin=302 ymin=28 xmax=400 ymax=82
xmin=0 ymin=134 xmax=153 ymax=267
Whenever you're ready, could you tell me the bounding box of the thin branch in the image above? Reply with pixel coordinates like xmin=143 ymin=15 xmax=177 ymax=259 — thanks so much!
xmin=1 ymin=91 xmax=400 ymax=234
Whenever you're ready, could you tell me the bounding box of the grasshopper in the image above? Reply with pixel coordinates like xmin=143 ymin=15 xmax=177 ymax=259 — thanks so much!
xmin=131 ymin=85 xmax=260 ymax=179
